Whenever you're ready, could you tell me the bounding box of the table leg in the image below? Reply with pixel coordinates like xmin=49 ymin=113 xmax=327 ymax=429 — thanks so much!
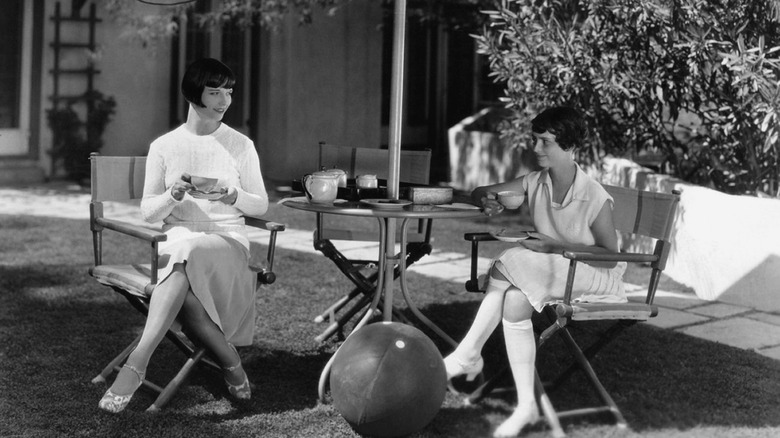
xmin=382 ymin=217 xmax=396 ymax=321
xmin=397 ymin=218 xmax=457 ymax=347
xmin=317 ymin=217 xmax=390 ymax=402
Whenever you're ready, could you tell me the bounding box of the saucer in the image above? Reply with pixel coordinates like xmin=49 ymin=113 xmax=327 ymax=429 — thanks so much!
xmin=490 ymin=229 xmax=532 ymax=242
xmin=190 ymin=189 xmax=225 ymax=200
xmin=360 ymin=199 xmax=412 ymax=209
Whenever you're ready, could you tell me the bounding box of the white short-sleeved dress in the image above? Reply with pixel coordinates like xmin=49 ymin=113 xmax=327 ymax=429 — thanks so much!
xmin=492 ymin=164 xmax=626 ymax=311
xmin=140 ymin=124 xmax=269 ymax=346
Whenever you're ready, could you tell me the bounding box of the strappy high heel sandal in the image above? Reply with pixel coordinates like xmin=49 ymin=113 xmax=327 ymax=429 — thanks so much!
xmin=224 ymin=344 xmax=251 ymax=400
xmin=98 ymin=364 xmax=145 ymax=413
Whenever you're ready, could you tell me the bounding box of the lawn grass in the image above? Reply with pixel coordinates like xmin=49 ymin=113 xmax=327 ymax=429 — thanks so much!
xmin=1 ymin=207 xmax=779 ymax=438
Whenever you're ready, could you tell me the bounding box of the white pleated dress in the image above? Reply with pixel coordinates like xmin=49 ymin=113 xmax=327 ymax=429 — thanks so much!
xmin=141 ymin=124 xmax=269 ymax=346
xmin=492 ymin=165 xmax=626 ymax=312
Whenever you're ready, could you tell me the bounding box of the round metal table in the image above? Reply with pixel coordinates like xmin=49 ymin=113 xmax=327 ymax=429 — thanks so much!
xmin=283 ymin=198 xmax=483 ymax=400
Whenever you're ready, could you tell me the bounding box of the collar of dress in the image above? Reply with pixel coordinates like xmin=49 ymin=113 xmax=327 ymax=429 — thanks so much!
xmin=538 ymin=163 xmax=591 ymax=203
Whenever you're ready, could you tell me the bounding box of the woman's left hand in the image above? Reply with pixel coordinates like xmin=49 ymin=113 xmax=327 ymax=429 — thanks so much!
xmin=520 ymin=231 xmax=561 ymax=254
xmin=211 ymin=186 xmax=238 ymax=205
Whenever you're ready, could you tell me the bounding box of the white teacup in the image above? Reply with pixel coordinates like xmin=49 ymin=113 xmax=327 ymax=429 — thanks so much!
xmin=356 ymin=174 xmax=378 ymax=189
xmin=497 ymin=190 xmax=525 ymax=209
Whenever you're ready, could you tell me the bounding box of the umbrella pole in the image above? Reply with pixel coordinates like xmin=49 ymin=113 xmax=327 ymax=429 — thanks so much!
xmin=387 ymin=0 xmax=407 ymax=200
xmin=382 ymin=0 xmax=407 ymax=322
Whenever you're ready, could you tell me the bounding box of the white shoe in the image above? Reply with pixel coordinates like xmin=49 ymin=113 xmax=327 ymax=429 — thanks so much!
xmin=443 ymin=354 xmax=484 ymax=381
xmin=493 ymin=406 xmax=540 ymax=437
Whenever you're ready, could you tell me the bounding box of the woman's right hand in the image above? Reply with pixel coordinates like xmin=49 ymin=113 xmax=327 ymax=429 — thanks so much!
xmin=170 ymin=173 xmax=194 ymax=201
xmin=481 ymin=193 xmax=505 ymax=216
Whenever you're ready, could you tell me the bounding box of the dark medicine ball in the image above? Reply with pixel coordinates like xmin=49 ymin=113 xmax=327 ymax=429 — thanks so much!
xmin=330 ymin=322 xmax=447 ymax=437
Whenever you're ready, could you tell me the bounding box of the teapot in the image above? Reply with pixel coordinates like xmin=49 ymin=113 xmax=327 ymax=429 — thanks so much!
xmin=322 ymin=167 xmax=347 ymax=188
xmin=302 ymin=171 xmax=340 ymax=204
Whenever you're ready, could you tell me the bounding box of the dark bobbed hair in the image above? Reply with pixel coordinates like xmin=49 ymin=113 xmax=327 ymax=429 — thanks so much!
xmin=181 ymin=58 xmax=236 ymax=107
xmin=531 ymin=106 xmax=585 ymax=151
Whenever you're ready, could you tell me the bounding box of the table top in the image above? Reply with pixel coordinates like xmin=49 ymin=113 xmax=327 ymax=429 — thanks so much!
xmin=282 ymin=197 xmax=483 ymax=219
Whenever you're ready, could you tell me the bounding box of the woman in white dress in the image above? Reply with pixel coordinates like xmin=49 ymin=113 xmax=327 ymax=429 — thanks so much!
xmin=443 ymin=107 xmax=626 ymax=437
xmin=99 ymin=58 xmax=269 ymax=413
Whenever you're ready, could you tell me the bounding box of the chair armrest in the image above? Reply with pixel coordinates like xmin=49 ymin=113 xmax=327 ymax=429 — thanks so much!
xmin=93 ymin=217 xmax=165 ymax=284
xmin=95 ymin=217 xmax=166 ymax=243
xmin=244 ymin=215 xmax=286 ymax=232
xmin=464 ymin=232 xmax=498 ymax=242
xmin=244 ymin=215 xmax=286 ymax=286
xmin=562 ymin=250 xmax=659 ymax=264
xmin=463 ymin=232 xmax=502 ymax=292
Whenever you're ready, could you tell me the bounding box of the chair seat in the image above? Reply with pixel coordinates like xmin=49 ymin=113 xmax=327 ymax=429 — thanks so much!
xmin=552 ymin=302 xmax=659 ymax=321
xmin=89 ymin=264 xmax=155 ymax=298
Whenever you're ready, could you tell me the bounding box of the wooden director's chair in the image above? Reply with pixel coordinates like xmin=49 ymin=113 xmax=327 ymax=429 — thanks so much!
xmin=311 ymin=142 xmax=433 ymax=342
xmin=88 ymin=153 xmax=285 ymax=412
xmin=461 ymin=185 xmax=680 ymax=436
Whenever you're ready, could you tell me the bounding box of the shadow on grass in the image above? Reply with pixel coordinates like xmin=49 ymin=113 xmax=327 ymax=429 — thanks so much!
xmin=417 ymin=300 xmax=780 ymax=435
xmin=2 ymin=214 xmax=780 ymax=437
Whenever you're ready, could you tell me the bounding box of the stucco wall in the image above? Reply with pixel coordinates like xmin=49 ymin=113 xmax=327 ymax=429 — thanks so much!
xmin=258 ymin=3 xmax=383 ymax=184
xmin=96 ymin=33 xmax=173 ymax=157
xmin=36 ymin=0 xmax=172 ymax=176
xmin=600 ymin=157 xmax=780 ymax=312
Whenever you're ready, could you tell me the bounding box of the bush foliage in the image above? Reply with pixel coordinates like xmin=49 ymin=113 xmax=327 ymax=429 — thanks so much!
xmin=47 ymin=91 xmax=116 ymax=181
xmin=476 ymin=0 xmax=780 ymax=196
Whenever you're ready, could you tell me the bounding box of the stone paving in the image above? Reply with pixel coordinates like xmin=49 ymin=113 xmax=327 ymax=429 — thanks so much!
xmin=2 ymin=182 xmax=778 ymax=361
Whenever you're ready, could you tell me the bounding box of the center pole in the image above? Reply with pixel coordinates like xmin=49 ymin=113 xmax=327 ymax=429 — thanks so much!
xmin=387 ymin=0 xmax=406 ymax=201
xmin=383 ymin=0 xmax=407 ymax=320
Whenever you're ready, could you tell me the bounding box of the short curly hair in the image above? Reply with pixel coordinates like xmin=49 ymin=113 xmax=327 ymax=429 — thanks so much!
xmin=531 ymin=106 xmax=586 ymax=151
xmin=181 ymin=58 xmax=235 ymax=108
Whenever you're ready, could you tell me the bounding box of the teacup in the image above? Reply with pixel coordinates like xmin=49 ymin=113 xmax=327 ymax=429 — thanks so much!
xmin=356 ymin=174 xmax=378 ymax=189
xmin=497 ymin=190 xmax=525 ymax=209
xmin=188 ymin=175 xmax=219 ymax=192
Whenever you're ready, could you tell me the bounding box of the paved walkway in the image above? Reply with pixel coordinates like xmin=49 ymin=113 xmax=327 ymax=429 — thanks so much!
xmin=2 ymin=182 xmax=779 ymax=361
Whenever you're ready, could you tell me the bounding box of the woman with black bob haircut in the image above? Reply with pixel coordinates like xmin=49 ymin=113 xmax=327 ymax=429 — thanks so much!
xmin=99 ymin=58 xmax=269 ymax=413
xmin=181 ymin=57 xmax=236 ymax=108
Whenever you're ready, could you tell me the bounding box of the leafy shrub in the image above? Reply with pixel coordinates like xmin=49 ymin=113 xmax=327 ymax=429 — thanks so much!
xmin=47 ymin=91 xmax=116 ymax=182
xmin=475 ymin=0 xmax=780 ymax=196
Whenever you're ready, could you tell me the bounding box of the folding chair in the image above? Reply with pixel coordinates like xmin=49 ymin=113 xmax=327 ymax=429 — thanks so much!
xmin=461 ymin=185 xmax=680 ymax=436
xmin=311 ymin=142 xmax=433 ymax=342
xmin=87 ymin=153 xmax=285 ymax=412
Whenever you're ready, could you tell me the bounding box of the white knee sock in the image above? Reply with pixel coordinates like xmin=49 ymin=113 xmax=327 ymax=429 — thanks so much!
xmin=502 ymin=318 xmax=537 ymax=410
xmin=455 ymin=277 xmax=512 ymax=361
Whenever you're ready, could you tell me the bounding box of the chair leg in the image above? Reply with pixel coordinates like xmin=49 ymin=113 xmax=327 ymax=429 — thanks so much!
xmin=91 ymin=333 xmax=142 ymax=385
xmin=164 ymin=328 xmax=221 ymax=373
xmin=464 ymin=365 xmax=509 ymax=404
xmin=315 ymin=293 xmax=374 ymax=343
xmin=535 ymin=370 xmax=566 ymax=438
xmin=548 ymin=321 xmax=633 ymax=392
xmin=312 ymin=237 xmax=428 ymax=342
xmin=147 ymin=347 xmax=208 ymax=413
xmin=557 ymin=327 xmax=627 ymax=427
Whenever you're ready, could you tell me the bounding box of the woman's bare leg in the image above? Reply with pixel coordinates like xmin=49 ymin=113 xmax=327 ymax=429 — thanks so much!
xmin=179 ymin=292 xmax=246 ymax=386
xmin=108 ymin=263 xmax=191 ymax=395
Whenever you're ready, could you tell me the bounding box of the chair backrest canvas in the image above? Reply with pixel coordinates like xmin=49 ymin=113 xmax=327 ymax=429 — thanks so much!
xmin=90 ymin=155 xmax=147 ymax=202
xmin=603 ymin=185 xmax=679 ymax=241
xmin=318 ymin=143 xmax=431 ymax=185
xmin=316 ymin=143 xmax=433 ymax=243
